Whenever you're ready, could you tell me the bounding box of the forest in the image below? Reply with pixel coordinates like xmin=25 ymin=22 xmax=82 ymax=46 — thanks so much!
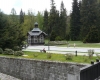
xmin=0 ymin=0 xmax=100 ymax=50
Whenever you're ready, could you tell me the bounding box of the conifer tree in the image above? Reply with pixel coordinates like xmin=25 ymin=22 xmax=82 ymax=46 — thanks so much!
xmin=20 ymin=9 xmax=24 ymax=24
xmin=70 ymin=0 xmax=80 ymax=40
xmin=49 ymin=0 xmax=60 ymax=41
xmin=80 ymin=0 xmax=98 ymax=42
xmin=43 ymin=9 xmax=48 ymax=33
xmin=59 ymin=1 xmax=67 ymax=40
xmin=96 ymin=1 xmax=100 ymax=41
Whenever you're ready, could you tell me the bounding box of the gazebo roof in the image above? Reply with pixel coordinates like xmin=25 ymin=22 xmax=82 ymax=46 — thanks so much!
xmin=28 ymin=22 xmax=47 ymax=36
xmin=31 ymin=27 xmax=41 ymax=32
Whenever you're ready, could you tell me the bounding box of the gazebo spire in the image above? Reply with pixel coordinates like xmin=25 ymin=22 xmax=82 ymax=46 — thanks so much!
xmin=34 ymin=22 xmax=38 ymax=28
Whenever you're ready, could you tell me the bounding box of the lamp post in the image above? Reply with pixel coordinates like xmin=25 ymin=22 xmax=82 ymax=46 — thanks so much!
xmin=48 ymin=26 xmax=50 ymax=51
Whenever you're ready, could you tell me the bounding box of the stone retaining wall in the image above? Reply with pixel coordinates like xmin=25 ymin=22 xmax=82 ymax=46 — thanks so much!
xmin=0 ymin=57 xmax=86 ymax=80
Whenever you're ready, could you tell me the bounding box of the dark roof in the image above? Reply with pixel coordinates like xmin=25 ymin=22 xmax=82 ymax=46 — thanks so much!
xmin=28 ymin=22 xmax=47 ymax=36
xmin=28 ymin=31 xmax=47 ymax=36
xmin=31 ymin=28 xmax=41 ymax=32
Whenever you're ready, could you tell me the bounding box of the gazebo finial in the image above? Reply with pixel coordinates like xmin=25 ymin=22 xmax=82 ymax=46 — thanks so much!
xmin=34 ymin=22 xmax=38 ymax=28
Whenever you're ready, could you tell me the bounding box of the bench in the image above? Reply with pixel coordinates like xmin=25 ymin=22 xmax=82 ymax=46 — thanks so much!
xmin=40 ymin=49 xmax=46 ymax=53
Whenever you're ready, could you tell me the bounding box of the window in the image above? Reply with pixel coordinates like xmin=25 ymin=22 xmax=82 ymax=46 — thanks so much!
xmin=34 ymin=36 xmax=38 ymax=43
xmin=39 ymin=35 xmax=44 ymax=43
xmin=28 ymin=35 xmax=31 ymax=44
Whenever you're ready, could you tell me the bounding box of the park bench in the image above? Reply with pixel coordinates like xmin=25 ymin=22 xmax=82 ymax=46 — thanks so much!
xmin=40 ymin=49 xmax=46 ymax=53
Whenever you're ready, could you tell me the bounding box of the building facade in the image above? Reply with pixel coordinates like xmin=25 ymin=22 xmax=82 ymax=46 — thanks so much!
xmin=27 ymin=22 xmax=47 ymax=45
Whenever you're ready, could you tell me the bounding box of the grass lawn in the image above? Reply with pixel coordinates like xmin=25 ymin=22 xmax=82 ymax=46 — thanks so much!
xmin=0 ymin=51 xmax=99 ymax=64
xmin=66 ymin=41 xmax=100 ymax=48
xmin=45 ymin=40 xmax=100 ymax=48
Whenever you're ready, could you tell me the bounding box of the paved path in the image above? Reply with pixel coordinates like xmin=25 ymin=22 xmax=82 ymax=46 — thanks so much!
xmin=23 ymin=46 xmax=100 ymax=56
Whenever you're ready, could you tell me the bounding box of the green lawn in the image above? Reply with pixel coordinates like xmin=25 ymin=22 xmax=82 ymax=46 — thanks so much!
xmin=67 ymin=41 xmax=100 ymax=48
xmin=0 ymin=51 xmax=99 ymax=64
xmin=45 ymin=40 xmax=100 ymax=48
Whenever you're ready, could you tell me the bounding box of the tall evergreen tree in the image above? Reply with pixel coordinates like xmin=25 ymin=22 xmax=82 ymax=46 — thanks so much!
xmin=48 ymin=0 xmax=60 ymax=41
xmin=20 ymin=9 xmax=24 ymax=24
xmin=80 ymin=0 xmax=98 ymax=42
xmin=0 ymin=11 xmax=8 ymax=49
xmin=59 ymin=1 xmax=67 ymax=40
xmin=36 ymin=11 xmax=44 ymax=30
xmin=43 ymin=9 xmax=48 ymax=33
xmin=70 ymin=0 xmax=81 ymax=41
xmin=96 ymin=1 xmax=100 ymax=41
xmin=84 ymin=25 xmax=99 ymax=43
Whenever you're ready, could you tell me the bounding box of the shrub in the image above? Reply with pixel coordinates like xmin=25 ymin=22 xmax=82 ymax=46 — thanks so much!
xmin=47 ymin=53 xmax=52 ymax=59
xmin=88 ymin=49 xmax=94 ymax=59
xmin=13 ymin=46 xmax=20 ymax=51
xmin=14 ymin=51 xmax=24 ymax=56
xmin=96 ymin=53 xmax=100 ymax=59
xmin=83 ymin=26 xmax=99 ymax=43
xmin=65 ymin=53 xmax=73 ymax=60
xmin=0 ymin=48 xmax=3 ymax=54
xmin=3 ymin=48 xmax=14 ymax=55
xmin=55 ymin=36 xmax=62 ymax=41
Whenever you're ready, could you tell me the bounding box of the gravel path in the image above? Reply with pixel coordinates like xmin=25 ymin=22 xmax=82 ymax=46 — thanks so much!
xmin=0 ymin=73 xmax=20 ymax=80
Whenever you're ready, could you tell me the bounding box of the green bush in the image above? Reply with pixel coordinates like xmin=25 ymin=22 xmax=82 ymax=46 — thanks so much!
xmin=96 ymin=53 xmax=100 ymax=59
xmin=83 ymin=26 xmax=99 ymax=43
xmin=88 ymin=49 xmax=94 ymax=59
xmin=3 ymin=48 xmax=14 ymax=55
xmin=65 ymin=53 xmax=73 ymax=60
xmin=55 ymin=36 xmax=62 ymax=41
xmin=0 ymin=48 xmax=3 ymax=54
xmin=13 ymin=46 xmax=20 ymax=51
xmin=14 ymin=51 xmax=24 ymax=56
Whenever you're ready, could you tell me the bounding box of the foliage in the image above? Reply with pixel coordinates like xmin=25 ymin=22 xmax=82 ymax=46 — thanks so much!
xmin=0 ymin=48 xmax=3 ymax=54
xmin=65 ymin=53 xmax=74 ymax=60
xmin=22 ymin=11 xmax=35 ymax=35
xmin=36 ymin=11 xmax=44 ymax=30
xmin=80 ymin=0 xmax=98 ymax=42
xmin=3 ymin=49 xmax=14 ymax=55
xmin=0 ymin=9 xmax=26 ymax=50
xmin=70 ymin=0 xmax=81 ymax=41
xmin=50 ymin=30 xmax=57 ymax=41
xmin=48 ymin=0 xmax=60 ymax=40
xmin=59 ymin=1 xmax=67 ymax=39
xmin=65 ymin=34 xmax=70 ymax=41
xmin=20 ymin=9 xmax=24 ymax=24
xmin=55 ymin=36 xmax=62 ymax=41
xmin=13 ymin=46 xmax=21 ymax=51
xmin=88 ymin=49 xmax=94 ymax=59
xmin=14 ymin=51 xmax=24 ymax=56
xmin=96 ymin=53 xmax=100 ymax=59
xmin=83 ymin=26 xmax=99 ymax=43
xmin=0 ymin=11 xmax=9 ymax=49
xmin=0 ymin=51 xmax=99 ymax=63
xmin=43 ymin=9 xmax=49 ymax=33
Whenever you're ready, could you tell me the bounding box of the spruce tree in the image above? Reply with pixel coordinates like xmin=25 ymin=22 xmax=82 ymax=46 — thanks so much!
xmin=43 ymin=9 xmax=48 ymax=33
xmin=20 ymin=9 xmax=24 ymax=24
xmin=80 ymin=0 xmax=98 ymax=42
xmin=70 ymin=0 xmax=80 ymax=41
xmin=83 ymin=26 xmax=99 ymax=43
xmin=96 ymin=1 xmax=100 ymax=41
xmin=48 ymin=0 xmax=60 ymax=41
xmin=59 ymin=1 xmax=67 ymax=40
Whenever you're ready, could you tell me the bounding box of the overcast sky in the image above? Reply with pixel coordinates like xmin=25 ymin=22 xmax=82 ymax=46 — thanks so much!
xmin=0 ymin=0 xmax=74 ymax=15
